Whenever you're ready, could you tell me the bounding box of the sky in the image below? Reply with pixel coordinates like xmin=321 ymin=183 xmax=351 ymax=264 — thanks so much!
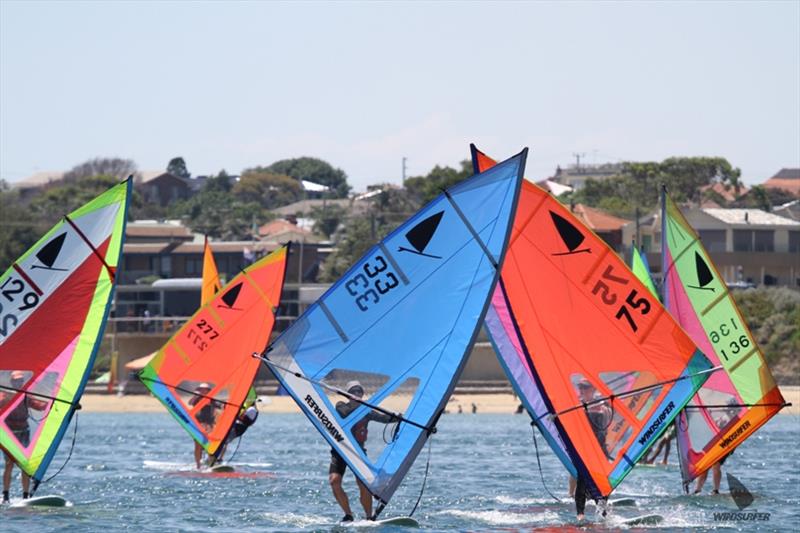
xmin=1 ymin=1 xmax=798 ymax=192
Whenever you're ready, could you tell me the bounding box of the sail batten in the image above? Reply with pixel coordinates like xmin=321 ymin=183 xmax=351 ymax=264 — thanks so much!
xmin=0 ymin=180 xmax=131 ymax=487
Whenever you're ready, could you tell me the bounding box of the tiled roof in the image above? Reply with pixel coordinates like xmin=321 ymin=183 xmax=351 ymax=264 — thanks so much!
xmin=700 ymin=182 xmax=748 ymax=202
xmin=572 ymin=204 xmax=631 ymax=231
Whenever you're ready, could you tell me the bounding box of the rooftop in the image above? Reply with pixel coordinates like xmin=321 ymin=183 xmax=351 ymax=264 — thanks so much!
xmin=702 ymin=208 xmax=800 ymax=227
xmin=571 ymin=203 xmax=631 ymax=232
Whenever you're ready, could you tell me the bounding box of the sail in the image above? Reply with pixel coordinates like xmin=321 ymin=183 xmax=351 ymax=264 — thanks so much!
xmin=201 ymin=236 xmax=221 ymax=305
xmin=139 ymin=245 xmax=289 ymax=455
xmin=472 ymin=145 xmax=711 ymax=499
xmin=263 ymin=149 xmax=527 ymax=510
xmin=0 ymin=180 xmax=131 ymax=487
xmin=631 ymin=245 xmax=659 ymax=299
xmin=660 ymin=190 xmax=787 ymax=486
xmin=473 ymin=146 xmax=576 ymax=478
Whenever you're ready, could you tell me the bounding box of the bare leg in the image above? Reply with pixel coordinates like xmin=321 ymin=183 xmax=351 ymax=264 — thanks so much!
xmin=694 ymin=470 xmax=708 ymax=493
xmin=194 ymin=441 xmax=204 ymax=469
xmin=3 ymin=453 xmax=12 ymax=492
xmin=21 ymin=472 xmax=30 ymax=496
xmin=568 ymin=475 xmax=576 ymax=497
xmin=329 ymin=473 xmax=353 ymax=518
xmin=357 ymin=478 xmax=373 ymax=519
xmin=711 ymin=463 xmax=722 ymax=493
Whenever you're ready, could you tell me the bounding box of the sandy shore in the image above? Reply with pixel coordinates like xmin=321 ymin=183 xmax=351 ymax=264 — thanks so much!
xmin=79 ymin=386 xmax=800 ymax=415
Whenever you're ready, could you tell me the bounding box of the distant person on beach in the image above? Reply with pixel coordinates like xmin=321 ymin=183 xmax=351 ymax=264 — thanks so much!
xmin=643 ymin=422 xmax=676 ymax=465
xmin=571 ymin=379 xmax=610 ymax=520
xmin=471 ymin=403 xmax=477 ymax=414
xmin=1 ymin=371 xmax=47 ymax=503
xmin=457 ymin=405 xmax=463 ymax=414
xmin=330 ymin=381 xmax=397 ymax=522
xmin=189 ymin=382 xmax=221 ymax=469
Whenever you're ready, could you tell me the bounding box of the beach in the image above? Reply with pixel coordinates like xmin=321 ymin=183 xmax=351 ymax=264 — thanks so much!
xmin=79 ymin=385 xmax=800 ymax=415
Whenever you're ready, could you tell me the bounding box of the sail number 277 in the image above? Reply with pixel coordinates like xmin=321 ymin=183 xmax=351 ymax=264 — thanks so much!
xmin=591 ymin=264 xmax=651 ymax=332
xmin=345 ymin=255 xmax=400 ymax=311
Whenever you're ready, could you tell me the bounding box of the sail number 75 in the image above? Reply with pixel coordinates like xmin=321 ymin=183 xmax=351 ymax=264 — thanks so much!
xmin=591 ymin=265 xmax=651 ymax=332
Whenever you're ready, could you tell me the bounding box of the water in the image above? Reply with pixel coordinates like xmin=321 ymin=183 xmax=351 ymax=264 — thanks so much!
xmin=2 ymin=412 xmax=798 ymax=531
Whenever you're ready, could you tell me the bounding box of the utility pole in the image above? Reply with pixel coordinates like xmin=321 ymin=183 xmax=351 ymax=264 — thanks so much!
xmin=402 ymin=157 xmax=407 ymax=186
xmin=572 ymin=152 xmax=586 ymax=170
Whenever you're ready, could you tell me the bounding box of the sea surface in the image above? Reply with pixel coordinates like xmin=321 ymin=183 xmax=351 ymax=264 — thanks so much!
xmin=1 ymin=411 xmax=798 ymax=532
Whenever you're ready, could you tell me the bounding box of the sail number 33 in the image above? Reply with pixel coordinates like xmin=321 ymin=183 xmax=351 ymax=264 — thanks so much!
xmin=345 ymin=255 xmax=400 ymax=311
xmin=591 ymin=264 xmax=651 ymax=332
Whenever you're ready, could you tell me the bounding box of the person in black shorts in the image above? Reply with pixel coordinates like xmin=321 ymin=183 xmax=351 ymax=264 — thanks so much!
xmin=2 ymin=371 xmax=47 ymax=503
xmin=570 ymin=379 xmax=611 ymax=520
xmin=329 ymin=381 xmax=396 ymax=522
xmin=189 ymin=382 xmax=221 ymax=469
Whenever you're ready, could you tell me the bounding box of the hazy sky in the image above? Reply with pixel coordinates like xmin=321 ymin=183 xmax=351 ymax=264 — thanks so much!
xmin=1 ymin=1 xmax=798 ymax=191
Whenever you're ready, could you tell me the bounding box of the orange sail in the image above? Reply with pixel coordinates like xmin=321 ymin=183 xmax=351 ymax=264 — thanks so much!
xmin=201 ymin=236 xmax=221 ymax=305
xmin=140 ymin=245 xmax=288 ymax=454
xmin=473 ymin=145 xmax=712 ymax=497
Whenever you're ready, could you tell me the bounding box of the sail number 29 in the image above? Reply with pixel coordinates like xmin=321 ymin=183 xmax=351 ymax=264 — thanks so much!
xmin=0 ymin=277 xmax=41 ymax=338
xmin=591 ymin=264 xmax=651 ymax=332
xmin=345 ymin=255 xmax=400 ymax=311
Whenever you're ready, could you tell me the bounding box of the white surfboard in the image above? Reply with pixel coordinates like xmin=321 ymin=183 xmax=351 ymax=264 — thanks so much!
xmin=609 ymin=497 xmax=637 ymax=507
xmin=11 ymin=495 xmax=69 ymax=508
xmin=209 ymin=464 xmax=235 ymax=473
xmin=621 ymin=514 xmax=664 ymax=526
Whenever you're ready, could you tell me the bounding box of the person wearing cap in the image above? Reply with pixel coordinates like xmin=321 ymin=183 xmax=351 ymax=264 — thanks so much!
xmin=188 ymin=382 xmax=221 ymax=469
xmin=1 ymin=371 xmax=48 ymax=503
xmin=570 ymin=379 xmax=611 ymax=521
xmin=329 ymin=380 xmax=397 ymax=522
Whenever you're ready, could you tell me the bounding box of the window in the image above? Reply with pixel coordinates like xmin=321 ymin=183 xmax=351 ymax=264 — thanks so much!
xmin=753 ymin=230 xmax=774 ymax=252
xmin=733 ymin=230 xmax=753 ymax=252
xmin=699 ymin=230 xmax=726 ymax=252
xmin=790 ymin=231 xmax=800 ymax=253
xmin=185 ymin=257 xmax=202 ymax=275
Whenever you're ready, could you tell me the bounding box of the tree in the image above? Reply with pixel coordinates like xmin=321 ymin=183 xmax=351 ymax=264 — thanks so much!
xmin=167 ymin=157 xmax=190 ymax=179
xmin=404 ymin=160 xmax=471 ymax=205
xmin=310 ymin=204 xmax=347 ymax=238
xmin=262 ymin=157 xmax=350 ymax=198
xmin=29 ymin=174 xmax=121 ymax=225
xmin=233 ymin=170 xmax=303 ymax=209
xmin=62 ymin=157 xmax=137 ymax=183
xmin=203 ymin=170 xmax=234 ymax=193
xmin=571 ymin=157 xmax=742 ymax=218
xmin=0 ymin=183 xmax=46 ymax=268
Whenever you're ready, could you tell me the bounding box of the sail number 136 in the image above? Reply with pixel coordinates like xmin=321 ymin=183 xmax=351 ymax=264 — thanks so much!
xmin=709 ymin=318 xmax=749 ymax=361
xmin=591 ymin=264 xmax=651 ymax=332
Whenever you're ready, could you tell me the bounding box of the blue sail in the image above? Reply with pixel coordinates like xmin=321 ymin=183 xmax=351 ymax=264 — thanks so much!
xmin=264 ymin=149 xmax=527 ymax=508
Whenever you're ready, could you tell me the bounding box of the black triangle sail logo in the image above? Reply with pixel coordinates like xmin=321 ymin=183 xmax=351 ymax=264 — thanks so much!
xmin=33 ymin=232 xmax=69 ymax=271
xmin=688 ymin=252 xmax=715 ymax=292
xmin=219 ymin=282 xmax=243 ymax=309
xmin=398 ymin=211 xmax=443 ymax=259
xmin=550 ymin=212 xmax=590 ymax=255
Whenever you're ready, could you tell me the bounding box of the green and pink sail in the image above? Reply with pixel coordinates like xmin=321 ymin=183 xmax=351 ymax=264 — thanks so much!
xmin=0 ymin=179 xmax=131 ymax=491
xmin=660 ymin=189 xmax=788 ymax=487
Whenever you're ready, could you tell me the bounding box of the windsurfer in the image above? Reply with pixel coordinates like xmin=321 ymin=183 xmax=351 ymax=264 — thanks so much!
xmin=1 ymin=371 xmax=48 ymax=503
xmin=189 ymin=382 xmax=221 ymax=469
xmin=571 ymin=379 xmax=611 ymax=520
xmin=216 ymin=403 xmax=259 ymax=463
xmin=329 ymin=381 xmax=397 ymax=522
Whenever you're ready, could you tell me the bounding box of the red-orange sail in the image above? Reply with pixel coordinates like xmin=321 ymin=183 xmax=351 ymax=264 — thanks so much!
xmin=474 ymin=145 xmax=712 ymax=497
xmin=139 ymin=245 xmax=288 ymax=454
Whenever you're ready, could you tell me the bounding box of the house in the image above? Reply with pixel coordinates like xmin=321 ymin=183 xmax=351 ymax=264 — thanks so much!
xmin=762 ymin=168 xmax=800 ymax=197
xmin=569 ymin=203 xmax=631 ymax=252
xmin=551 ymin=162 xmax=625 ymax=191
xmin=622 ymin=206 xmax=800 ymax=287
xmin=258 ymin=218 xmax=322 ymax=243
xmin=134 ymin=172 xmax=192 ymax=206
